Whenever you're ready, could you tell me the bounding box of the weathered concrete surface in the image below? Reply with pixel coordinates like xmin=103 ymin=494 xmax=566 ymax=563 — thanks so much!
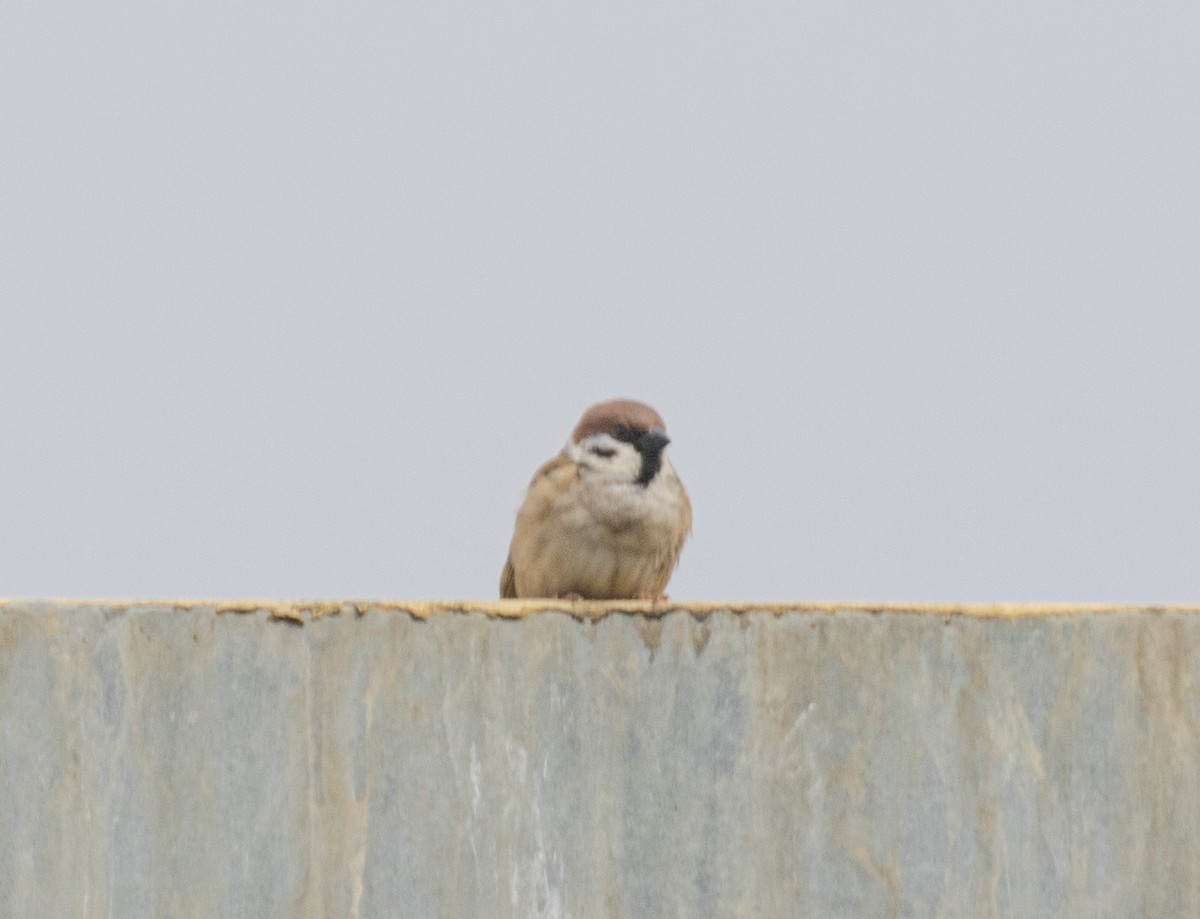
xmin=1 ymin=601 xmax=1198 ymax=918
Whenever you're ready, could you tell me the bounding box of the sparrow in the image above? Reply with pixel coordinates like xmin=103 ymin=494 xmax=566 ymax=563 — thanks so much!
xmin=500 ymin=398 xmax=692 ymax=600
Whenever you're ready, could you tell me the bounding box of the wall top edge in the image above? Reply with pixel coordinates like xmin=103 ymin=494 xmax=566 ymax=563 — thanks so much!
xmin=0 ymin=598 xmax=1197 ymax=623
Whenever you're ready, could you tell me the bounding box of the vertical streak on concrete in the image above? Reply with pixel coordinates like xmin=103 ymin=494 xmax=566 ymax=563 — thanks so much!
xmin=1135 ymin=616 xmax=1200 ymax=918
xmin=1 ymin=603 xmax=1198 ymax=917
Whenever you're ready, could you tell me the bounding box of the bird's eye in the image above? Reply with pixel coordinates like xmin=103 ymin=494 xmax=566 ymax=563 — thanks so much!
xmin=589 ymin=446 xmax=617 ymax=458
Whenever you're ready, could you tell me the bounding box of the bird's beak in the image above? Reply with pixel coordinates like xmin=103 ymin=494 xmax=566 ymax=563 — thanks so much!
xmin=638 ymin=428 xmax=670 ymax=455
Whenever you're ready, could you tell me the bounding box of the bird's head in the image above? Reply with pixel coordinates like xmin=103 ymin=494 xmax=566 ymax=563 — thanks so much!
xmin=568 ymin=398 xmax=672 ymax=487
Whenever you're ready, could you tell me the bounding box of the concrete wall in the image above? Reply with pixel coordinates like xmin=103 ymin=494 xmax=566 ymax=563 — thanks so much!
xmin=0 ymin=600 xmax=1197 ymax=918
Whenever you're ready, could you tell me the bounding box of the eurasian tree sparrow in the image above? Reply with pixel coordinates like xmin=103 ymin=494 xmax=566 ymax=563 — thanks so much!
xmin=500 ymin=399 xmax=691 ymax=600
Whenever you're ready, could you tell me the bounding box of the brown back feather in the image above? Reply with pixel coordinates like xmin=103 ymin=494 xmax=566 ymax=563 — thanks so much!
xmin=499 ymin=554 xmax=518 ymax=598
xmin=501 ymin=452 xmax=577 ymax=597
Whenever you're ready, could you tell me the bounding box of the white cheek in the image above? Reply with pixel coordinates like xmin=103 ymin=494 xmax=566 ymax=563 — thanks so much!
xmin=569 ymin=438 xmax=641 ymax=481
xmin=610 ymin=449 xmax=642 ymax=480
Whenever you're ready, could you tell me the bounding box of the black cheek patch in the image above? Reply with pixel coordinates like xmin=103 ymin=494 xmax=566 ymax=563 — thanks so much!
xmin=611 ymin=424 xmax=663 ymax=486
xmin=635 ymin=452 xmax=662 ymax=487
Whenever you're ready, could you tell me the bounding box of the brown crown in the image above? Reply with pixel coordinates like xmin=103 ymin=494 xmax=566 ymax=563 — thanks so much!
xmin=571 ymin=399 xmax=666 ymax=443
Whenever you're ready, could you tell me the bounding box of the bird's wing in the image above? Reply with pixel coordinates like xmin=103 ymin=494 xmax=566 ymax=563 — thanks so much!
xmin=499 ymin=553 xmax=518 ymax=598
xmin=500 ymin=452 xmax=576 ymax=598
xmin=651 ymin=479 xmax=693 ymax=595
xmin=528 ymin=452 xmax=573 ymax=485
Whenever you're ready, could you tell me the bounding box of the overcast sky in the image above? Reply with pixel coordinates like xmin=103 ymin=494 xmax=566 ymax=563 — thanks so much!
xmin=2 ymin=2 xmax=1196 ymax=602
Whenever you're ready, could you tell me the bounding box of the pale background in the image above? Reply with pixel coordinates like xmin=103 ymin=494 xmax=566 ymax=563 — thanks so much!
xmin=2 ymin=2 xmax=1196 ymax=601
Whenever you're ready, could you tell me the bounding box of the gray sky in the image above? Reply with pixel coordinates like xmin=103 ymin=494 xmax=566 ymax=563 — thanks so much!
xmin=2 ymin=2 xmax=1197 ymax=602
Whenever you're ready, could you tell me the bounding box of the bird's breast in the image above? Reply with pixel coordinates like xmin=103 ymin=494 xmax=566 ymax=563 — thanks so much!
xmin=576 ymin=474 xmax=683 ymax=542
